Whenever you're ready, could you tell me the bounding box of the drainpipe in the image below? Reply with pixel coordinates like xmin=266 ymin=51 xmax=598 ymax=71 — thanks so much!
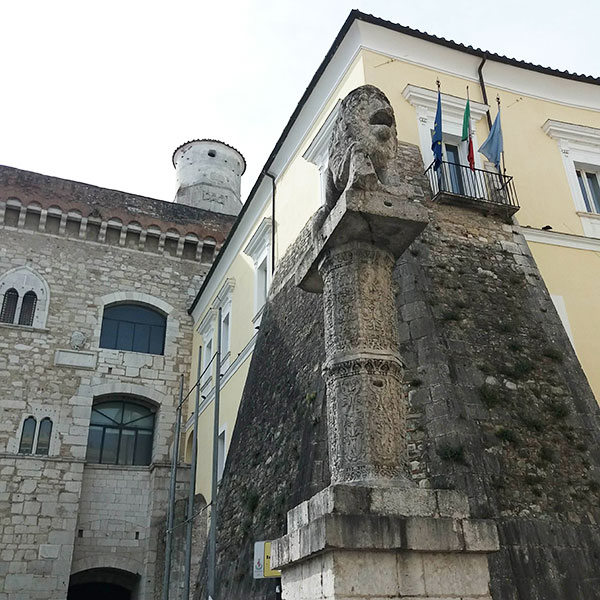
xmin=263 ymin=171 xmax=276 ymax=274
xmin=477 ymin=55 xmax=493 ymax=130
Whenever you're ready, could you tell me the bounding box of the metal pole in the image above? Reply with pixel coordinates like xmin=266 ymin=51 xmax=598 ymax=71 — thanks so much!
xmin=162 ymin=375 xmax=184 ymax=600
xmin=183 ymin=354 xmax=202 ymax=599
xmin=207 ymin=308 xmax=222 ymax=599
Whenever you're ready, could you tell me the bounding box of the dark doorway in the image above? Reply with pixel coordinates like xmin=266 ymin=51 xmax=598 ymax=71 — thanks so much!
xmin=68 ymin=582 xmax=131 ymax=600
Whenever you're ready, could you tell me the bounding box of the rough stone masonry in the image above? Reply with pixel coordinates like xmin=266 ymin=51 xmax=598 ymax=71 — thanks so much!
xmin=199 ymin=87 xmax=600 ymax=600
xmin=0 ymin=166 xmax=235 ymax=600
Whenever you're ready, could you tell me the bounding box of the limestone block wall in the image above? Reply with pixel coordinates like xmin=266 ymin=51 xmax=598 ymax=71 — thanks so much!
xmin=197 ymin=142 xmax=600 ymax=600
xmin=0 ymin=168 xmax=234 ymax=599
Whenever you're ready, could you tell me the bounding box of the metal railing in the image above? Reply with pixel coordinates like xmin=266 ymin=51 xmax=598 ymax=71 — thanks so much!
xmin=425 ymin=161 xmax=519 ymax=213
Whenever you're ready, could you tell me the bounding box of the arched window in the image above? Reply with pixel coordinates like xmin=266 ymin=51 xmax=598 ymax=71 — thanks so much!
xmin=0 ymin=288 xmax=18 ymax=324
xmin=18 ymin=291 xmax=37 ymax=326
xmin=18 ymin=416 xmax=37 ymax=454
xmin=0 ymin=267 xmax=49 ymax=328
xmin=86 ymin=398 xmax=155 ymax=465
xmin=36 ymin=418 xmax=52 ymax=455
xmin=100 ymin=304 xmax=166 ymax=355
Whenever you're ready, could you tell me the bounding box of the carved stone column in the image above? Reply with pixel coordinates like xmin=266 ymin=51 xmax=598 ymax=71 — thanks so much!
xmin=320 ymin=240 xmax=407 ymax=484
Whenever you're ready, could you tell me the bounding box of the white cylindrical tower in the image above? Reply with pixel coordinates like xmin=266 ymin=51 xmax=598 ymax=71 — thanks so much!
xmin=172 ymin=139 xmax=246 ymax=216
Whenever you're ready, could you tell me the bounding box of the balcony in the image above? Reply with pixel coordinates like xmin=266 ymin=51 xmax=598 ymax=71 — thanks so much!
xmin=425 ymin=161 xmax=519 ymax=217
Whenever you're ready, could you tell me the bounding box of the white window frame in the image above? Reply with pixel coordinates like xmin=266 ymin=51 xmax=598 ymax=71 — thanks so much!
xmin=402 ymin=84 xmax=488 ymax=170
xmin=303 ymin=100 xmax=341 ymax=206
xmin=213 ymin=278 xmax=235 ymax=371
xmin=243 ymin=218 xmax=272 ymax=325
xmin=198 ymin=311 xmax=215 ymax=392
xmin=217 ymin=425 xmax=227 ymax=482
xmin=543 ymin=119 xmax=600 ymax=238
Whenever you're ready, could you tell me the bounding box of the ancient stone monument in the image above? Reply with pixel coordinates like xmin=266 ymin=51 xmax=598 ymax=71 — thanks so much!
xmin=272 ymin=86 xmax=499 ymax=599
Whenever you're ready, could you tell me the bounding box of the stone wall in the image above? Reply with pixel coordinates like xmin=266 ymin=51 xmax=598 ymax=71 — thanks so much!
xmin=199 ymin=142 xmax=600 ymax=599
xmin=0 ymin=168 xmax=235 ymax=599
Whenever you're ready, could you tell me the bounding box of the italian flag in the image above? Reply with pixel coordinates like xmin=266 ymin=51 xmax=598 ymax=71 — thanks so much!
xmin=462 ymin=100 xmax=475 ymax=171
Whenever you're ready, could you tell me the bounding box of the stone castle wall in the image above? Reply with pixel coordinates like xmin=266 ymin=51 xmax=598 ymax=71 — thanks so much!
xmin=198 ymin=142 xmax=600 ymax=600
xmin=0 ymin=169 xmax=235 ymax=600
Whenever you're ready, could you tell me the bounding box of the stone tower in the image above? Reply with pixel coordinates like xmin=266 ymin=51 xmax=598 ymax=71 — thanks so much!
xmin=173 ymin=139 xmax=246 ymax=216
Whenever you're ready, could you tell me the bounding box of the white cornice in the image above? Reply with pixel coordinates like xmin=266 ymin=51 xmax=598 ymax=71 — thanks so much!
xmin=214 ymin=278 xmax=235 ymax=309
xmin=402 ymin=84 xmax=489 ymax=122
xmin=243 ymin=217 xmax=272 ymax=262
xmin=523 ymin=227 xmax=600 ymax=251
xmin=198 ymin=309 xmax=215 ymax=335
xmin=303 ymin=100 xmax=341 ymax=167
xmin=542 ymin=119 xmax=600 ymax=146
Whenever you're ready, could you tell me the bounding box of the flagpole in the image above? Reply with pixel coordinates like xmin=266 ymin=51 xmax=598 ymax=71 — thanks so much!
xmin=498 ymin=95 xmax=506 ymax=176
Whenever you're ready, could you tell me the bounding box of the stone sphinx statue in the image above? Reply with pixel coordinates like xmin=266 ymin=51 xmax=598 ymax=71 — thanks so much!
xmin=314 ymin=84 xmax=401 ymax=233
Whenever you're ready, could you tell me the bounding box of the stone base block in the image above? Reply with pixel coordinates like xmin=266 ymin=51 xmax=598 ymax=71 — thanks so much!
xmin=280 ymin=550 xmax=492 ymax=600
xmin=272 ymin=485 xmax=497 ymax=600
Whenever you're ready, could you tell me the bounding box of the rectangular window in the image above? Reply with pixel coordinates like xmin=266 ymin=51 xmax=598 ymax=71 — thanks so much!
xmin=202 ymin=337 xmax=213 ymax=386
xmin=577 ymin=169 xmax=600 ymax=213
xmin=257 ymin=257 xmax=268 ymax=310
xmin=217 ymin=430 xmax=226 ymax=481
xmin=221 ymin=312 xmax=230 ymax=358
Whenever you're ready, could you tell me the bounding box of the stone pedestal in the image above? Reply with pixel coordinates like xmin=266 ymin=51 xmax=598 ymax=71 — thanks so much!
xmin=272 ymin=485 xmax=499 ymax=600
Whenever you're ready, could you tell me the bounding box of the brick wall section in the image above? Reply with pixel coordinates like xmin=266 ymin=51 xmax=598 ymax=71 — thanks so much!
xmin=0 ymin=167 xmax=235 ymax=599
xmin=200 ymin=142 xmax=600 ymax=600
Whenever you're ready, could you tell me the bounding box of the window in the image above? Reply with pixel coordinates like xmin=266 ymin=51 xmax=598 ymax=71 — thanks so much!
xmin=543 ymin=120 xmax=600 ymax=237
xmin=100 ymin=304 xmax=166 ymax=355
xmin=18 ymin=291 xmax=37 ymax=326
xmin=36 ymin=418 xmax=52 ymax=455
xmin=201 ymin=336 xmax=214 ymax=387
xmin=217 ymin=429 xmax=226 ymax=481
xmin=86 ymin=398 xmax=155 ymax=465
xmin=402 ymin=84 xmax=487 ymax=170
xmin=0 ymin=288 xmax=18 ymax=324
xmin=243 ymin=218 xmax=273 ymax=322
xmin=0 ymin=267 xmax=49 ymax=328
xmin=18 ymin=416 xmax=53 ymax=455
xmin=576 ymin=169 xmax=600 ymax=213
xmin=19 ymin=417 xmax=37 ymax=454
xmin=213 ymin=278 xmax=235 ymax=369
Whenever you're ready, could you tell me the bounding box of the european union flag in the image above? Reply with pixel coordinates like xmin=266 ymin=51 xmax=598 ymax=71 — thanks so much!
xmin=479 ymin=109 xmax=503 ymax=170
xmin=431 ymin=90 xmax=443 ymax=171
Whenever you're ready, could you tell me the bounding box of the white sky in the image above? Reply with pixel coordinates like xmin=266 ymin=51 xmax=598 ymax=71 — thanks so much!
xmin=1 ymin=0 xmax=598 ymax=202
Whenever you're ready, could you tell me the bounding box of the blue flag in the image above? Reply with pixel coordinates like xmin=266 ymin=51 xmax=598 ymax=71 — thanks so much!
xmin=479 ymin=109 xmax=503 ymax=170
xmin=431 ymin=90 xmax=443 ymax=171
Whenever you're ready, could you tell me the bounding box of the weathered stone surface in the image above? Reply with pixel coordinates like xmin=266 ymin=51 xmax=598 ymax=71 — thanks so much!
xmin=199 ymin=138 xmax=600 ymax=599
xmin=0 ymin=165 xmax=234 ymax=599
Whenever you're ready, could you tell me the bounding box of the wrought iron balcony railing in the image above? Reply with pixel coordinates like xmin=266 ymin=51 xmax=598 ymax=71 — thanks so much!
xmin=425 ymin=161 xmax=519 ymax=216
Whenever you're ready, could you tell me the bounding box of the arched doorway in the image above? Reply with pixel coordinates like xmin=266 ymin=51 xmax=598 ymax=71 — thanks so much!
xmin=68 ymin=568 xmax=139 ymax=600
xmin=68 ymin=581 xmax=130 ymax=600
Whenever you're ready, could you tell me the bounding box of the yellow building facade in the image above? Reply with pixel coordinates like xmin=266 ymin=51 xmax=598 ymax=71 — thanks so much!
xmin=188 ymin=11 xmax=600 ymax=502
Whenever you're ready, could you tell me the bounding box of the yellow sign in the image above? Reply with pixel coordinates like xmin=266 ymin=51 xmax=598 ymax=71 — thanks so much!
xmin=253 ymin=541 xmax=281 ymax=578
xmin=264 ymin=541 xmax=281 ymax=577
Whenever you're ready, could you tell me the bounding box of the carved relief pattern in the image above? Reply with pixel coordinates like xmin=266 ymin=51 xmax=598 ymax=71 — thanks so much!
xmin=325 ymin=357 xmax=407 ymax=483
xmin=321 ymin=243 xmax=398 ymax=356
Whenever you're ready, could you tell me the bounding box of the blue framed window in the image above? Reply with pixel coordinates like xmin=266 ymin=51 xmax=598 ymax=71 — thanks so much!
xmin=99 ymin=304 xmax=166 ymax=355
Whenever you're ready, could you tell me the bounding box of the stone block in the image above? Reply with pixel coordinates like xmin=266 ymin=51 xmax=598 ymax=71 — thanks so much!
xmin=462 ymin=519 xmax=500 ymax=552
xmin=370 ymin=487 xmax=437 ymax=517
xmin=287 ymin=500 xmax=309 ymax=533
xmin=334 ymin=550 xmax=399 ymax=597
xmin=397 ymin=553 xmax=426 ymax=596
xmin=405 ymin=517 xmax=463 ymax=551
xmin=421 ymin=553 xmax=491 ymax=597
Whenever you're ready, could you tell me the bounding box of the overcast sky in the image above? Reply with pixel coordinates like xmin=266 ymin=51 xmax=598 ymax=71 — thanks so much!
xmin=1 ymin=0 xmax=598 ymax=202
